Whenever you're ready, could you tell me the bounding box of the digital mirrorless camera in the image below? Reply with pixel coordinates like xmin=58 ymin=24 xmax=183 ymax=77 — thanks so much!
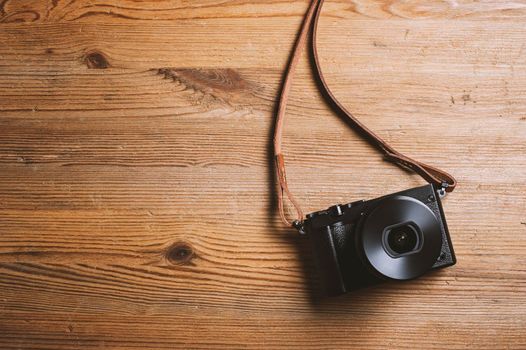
xmin=304 ymin=184 xmax=456 ymax=296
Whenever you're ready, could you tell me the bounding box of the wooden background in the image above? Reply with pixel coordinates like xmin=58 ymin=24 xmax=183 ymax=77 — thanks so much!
xmin=1 ymin=0 xmax=525 ymax=349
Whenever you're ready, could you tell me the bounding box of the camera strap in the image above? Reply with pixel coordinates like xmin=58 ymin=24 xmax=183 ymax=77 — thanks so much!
xmin=274 ymin=0 xmax=457 ymax=228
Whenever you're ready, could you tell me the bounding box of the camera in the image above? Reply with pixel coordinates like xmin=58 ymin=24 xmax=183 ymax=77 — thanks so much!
xmin=304 ymin=184 xmax=456 ymax=296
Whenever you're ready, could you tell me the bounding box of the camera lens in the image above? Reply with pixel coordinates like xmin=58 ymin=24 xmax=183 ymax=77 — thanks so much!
xmin=387 ymin=225 xmax=418 ymax=255
xmin=359 ymin=195 xmax=442 ymax=280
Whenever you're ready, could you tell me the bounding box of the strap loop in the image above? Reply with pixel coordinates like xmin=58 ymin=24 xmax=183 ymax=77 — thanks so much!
xmin=275 ymin=154 xmax=304 ymax=226
xmin=383 ymin=152 xmax=457 ymax=192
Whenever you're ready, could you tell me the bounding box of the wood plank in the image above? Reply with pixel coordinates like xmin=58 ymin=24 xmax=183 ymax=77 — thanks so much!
xmin=0 ymin=312 xmax=522 ymax=349
xmin=1 ymin=0 xmax=526 ymax=23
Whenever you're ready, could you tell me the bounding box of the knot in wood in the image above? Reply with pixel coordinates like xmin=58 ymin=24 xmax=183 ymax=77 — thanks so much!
xmin=84 ymin=51 xmax=110 ymax=69
xmin=166 ymin=242 xmax=195 ymax=265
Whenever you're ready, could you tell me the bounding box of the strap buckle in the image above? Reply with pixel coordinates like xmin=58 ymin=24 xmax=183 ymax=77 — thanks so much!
xmin=437 ymin=182 xmax=449 ymax=199
xmin=292 ymin=220 xmax=306 ymax=235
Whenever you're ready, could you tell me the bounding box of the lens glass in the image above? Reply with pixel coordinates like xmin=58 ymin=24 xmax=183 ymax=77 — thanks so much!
xmin=387 ymin=225 xmax=418 ymax=255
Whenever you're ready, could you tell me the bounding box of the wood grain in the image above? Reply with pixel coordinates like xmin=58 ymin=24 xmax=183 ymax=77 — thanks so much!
xmin=0 ymin=0 xmax=525 ymax=349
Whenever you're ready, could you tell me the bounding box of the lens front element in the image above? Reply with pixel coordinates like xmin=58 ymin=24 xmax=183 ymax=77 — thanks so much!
xmin=385 ymin=223 xmax=420 ymax=256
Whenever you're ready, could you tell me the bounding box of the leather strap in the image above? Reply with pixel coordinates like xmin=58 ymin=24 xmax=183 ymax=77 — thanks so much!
xmin=274 ymin=0 xmax=457 ymax=227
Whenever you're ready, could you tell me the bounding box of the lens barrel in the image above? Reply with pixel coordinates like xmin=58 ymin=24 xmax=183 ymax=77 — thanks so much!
xmin=357 ymin=195 xmax=442 ymax=280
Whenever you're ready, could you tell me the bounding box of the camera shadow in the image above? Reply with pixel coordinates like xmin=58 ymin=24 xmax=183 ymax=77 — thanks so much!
xmin=266 ymin=79 xmax=378 ymax=312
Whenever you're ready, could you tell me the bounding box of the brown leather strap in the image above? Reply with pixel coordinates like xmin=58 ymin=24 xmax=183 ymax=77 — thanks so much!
xmin=273 ymin=0 xmax=319 ymax=227
xmin=274 ymin=0 xmax=457 ymax=227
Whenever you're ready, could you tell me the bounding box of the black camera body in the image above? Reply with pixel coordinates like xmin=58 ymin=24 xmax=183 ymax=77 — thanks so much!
xmin=304 ymin=184 xmax=456 ymax=296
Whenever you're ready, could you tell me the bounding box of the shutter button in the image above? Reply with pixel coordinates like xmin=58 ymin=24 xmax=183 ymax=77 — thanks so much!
xmin=329 ymin=204 xmax=343 ymax=217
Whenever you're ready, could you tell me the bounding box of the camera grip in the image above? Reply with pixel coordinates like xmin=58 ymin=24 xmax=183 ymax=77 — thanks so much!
xmin=309 ymin=226 xmax=347 ymax=296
